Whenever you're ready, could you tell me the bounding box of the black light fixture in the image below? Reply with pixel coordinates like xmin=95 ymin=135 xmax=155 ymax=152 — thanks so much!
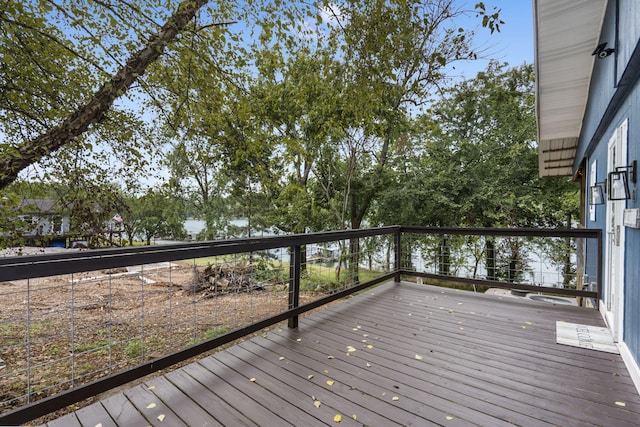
xmin=590 ymin=182 xmax=606 ymax=205
xmin=592 ymin=42 xmax=615 ymax=59
xmin=608 ymin=160 xmax=637 ymax=201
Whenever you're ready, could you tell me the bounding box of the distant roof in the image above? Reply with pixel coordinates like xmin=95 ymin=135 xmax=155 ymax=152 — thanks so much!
xmin=533 ymin=0 xmax=607 ymax=177
xmin=18 ymin=198 xmax=61 ymax=213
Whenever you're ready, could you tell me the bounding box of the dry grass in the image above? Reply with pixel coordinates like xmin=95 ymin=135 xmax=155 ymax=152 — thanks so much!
xmin=0 ymin=261 xmax=327 ymax=421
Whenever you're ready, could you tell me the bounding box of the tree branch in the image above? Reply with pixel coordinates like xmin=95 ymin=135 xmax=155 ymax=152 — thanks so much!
xmin=0 ymin=0 xmax=210 ymax=189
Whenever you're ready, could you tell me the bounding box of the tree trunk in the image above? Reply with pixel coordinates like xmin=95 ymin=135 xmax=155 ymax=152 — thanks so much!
xmin=486 ymin=238 xmax=496 ymax=281
xmin=563 ymin=212 xmax=573 ymax=287
xmin=438 ymin=235 xmax=450 ymax=275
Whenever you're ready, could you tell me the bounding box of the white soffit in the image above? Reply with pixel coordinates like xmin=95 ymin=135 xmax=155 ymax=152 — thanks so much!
xmin=534 ymin=0 xmax=607 ymax=177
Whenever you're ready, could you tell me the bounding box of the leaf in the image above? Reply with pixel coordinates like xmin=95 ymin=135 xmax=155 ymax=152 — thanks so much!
xmin=147 ymin=386 xmax=155 ymax=390
xmin=415 ymin=354 xmax=423 ymax=360
xmin=327 ymin=355 xmax=335 ymax=359
xmin=367 ymin=344 xmax=373 ymax=349
xmin=249 ymin=377 xmax=256 ymax=382
xmin=146 ymin=403 xmax=156 ymax=409
xmin=346 ymin=346 xmax=357 ymax=353
xmin=615 ymin=401 xmax=626 ymax=407
xmin=446 ymin=415 xmax=454 ymax=420
xmin=366 ymin=362 xmax=372 ymax=367
xmin=352 ymin=415 xmax=357 ymax=420
xmin=326 ymin=380 xmax=335 ymax=386
xmin=95 ymin=424 xmax=103 ymax=427
xmin=333 ymin=414 xmax=342 ymax=423
xmin=157 ymin=414 xmax=165 ymax=422
xmin=392 ymin=396 xmax=399 ymax=401
xmin=279 ymin=356 xmax=285 ymax=360
xmin=308 ymin=374 xmax=314 ymax=380
xmin=314 ymin=400 xmax=321 ymax=408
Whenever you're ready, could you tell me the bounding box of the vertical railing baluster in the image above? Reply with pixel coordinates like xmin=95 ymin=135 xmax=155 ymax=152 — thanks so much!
xmin=288 ymin=245 xmax=302 ymax=328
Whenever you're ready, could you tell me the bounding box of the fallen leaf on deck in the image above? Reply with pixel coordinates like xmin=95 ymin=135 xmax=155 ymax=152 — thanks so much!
xmin=279 ymin=356 xmax=285 ymax=360
xmin=327 ymin=355 xmax=335 ymax=359
xmin=314 ymin=400 xmax=322 ymax=408
xmin=521 ymin=326 xmax=526 ymax=329
xmin=326 ymin=380 xmax=335 ymax=386
xmin=147 ymin=386 xmax=155 ymax=390
xmin=334 ymin=414 xmax=342 ymax=422
xmin=346 ymin=346 xmax=357 ymax=353
xmin=366 ymin=362 xmax=372 ymax=367
xmin=367 ymin=344 xmax=373 ymax=349
xmin=352 ymin=415 xmax=357 ymax=420
xmin=408 ymin=313 xmax=412 ymax=316
xmin=249 ymin=377 xmax=256 ymax=382
xmin=308 ymin=374 xmax=314 ymax=380
xmin=157 ymin=414 xmax=165 ymax=422
xmin=392 ymin=396 xmax=399 ymax=401
xmin=615 ymin=401 xmax=626 ymax=407
xmin=446 ymin=416 xmax=454 ymax=420
xmin=95 ymin=424 xmax=103 ymax=427
xmin=525 ymin=321 xmax=532 ymax=325
xmin=415 ymin=354 xmax=423 ymax=360
xmin=296 ymin=338 xmax=302 ymax=342
xmin=146 ymin=403 xmax=156 ymax=409
xmin=324 ymin=369 xmax=329 ymax=374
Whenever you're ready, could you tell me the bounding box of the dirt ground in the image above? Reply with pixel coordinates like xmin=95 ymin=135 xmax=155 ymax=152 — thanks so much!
xmin=0 ymin=258 xmax=327 ymax=422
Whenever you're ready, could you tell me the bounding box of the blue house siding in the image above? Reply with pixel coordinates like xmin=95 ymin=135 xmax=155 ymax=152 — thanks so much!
xmin=617 ymin=0 xmax=640 ymax=83
xmin=623 ymin=86 xmax=640 ymax=362
xmin=581 ymin=0 xmax=640 ymax=375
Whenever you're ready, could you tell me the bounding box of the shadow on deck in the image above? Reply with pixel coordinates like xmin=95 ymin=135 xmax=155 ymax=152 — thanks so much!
xmin=44 ymin=282 xmax=640 ymax=426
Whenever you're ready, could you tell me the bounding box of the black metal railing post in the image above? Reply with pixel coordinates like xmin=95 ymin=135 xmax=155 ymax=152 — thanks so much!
xmin=394 ymin=228 xmax=402 ymax=283
xmin=288 ymin=245 xmax=302 ymax=328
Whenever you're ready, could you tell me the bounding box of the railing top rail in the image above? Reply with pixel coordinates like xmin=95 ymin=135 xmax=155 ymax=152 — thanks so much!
xmin=399 ymin=226 xmax=601 ymax=239
xmin=0 ymin=226 xmax=400 ymax=281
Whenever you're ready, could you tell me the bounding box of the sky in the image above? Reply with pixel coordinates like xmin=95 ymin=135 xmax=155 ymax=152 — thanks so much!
xmin=454 ymin=0 xmax=535 ymax=79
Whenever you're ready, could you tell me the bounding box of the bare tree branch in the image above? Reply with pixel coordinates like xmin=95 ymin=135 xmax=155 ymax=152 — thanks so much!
xmin=0 ymin=0 xmax=210 ymax=189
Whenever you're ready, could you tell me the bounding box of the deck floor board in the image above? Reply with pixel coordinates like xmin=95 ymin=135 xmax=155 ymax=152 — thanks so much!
xmin=45 ymin=282 xmax=640 ymax=427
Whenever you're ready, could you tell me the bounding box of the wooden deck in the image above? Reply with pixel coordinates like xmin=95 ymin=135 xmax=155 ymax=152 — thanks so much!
xmin=44 ymin=281 xmax=640 ymax=426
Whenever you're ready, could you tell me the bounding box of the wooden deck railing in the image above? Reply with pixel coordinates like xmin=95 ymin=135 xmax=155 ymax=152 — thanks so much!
xmin=0 ymin=226 xmax=601 ymax=424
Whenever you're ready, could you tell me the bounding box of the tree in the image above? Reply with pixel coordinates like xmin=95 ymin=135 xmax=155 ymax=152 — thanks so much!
xmin=376 ymin=62 xmax=578 ymax=279
xmin=0 ymin=0 xmax=218 ymax=189
xmin=130 ymin=187 xmax=186 ymax=246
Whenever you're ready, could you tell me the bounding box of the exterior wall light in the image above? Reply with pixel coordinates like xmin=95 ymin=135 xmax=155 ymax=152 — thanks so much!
xmin=608 ymin=160 xmax=637 ymax=201
xmin=590 ymin=182 xmax=606 ymax=205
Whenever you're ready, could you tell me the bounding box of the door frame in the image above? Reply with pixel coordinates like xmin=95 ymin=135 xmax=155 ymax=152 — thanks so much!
xmin=602 ymin=119 xmax=627 ymax=342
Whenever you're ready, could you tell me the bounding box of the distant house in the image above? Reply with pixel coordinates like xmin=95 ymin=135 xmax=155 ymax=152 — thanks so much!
xmin=17 ymin=199 xmax=70 ymax=237
xmin=534 ymin=0 xmax=640 ymax=393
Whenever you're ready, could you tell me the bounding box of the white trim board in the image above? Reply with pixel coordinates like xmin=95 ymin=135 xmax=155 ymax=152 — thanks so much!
xmin=556 ymin=321 xmax=619 ymax=354
xmin=619 ymin=342 xmax=640 ymax=397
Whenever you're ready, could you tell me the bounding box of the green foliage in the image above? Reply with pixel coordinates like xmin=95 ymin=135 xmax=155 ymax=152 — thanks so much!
xmin=376 ymin=62 xmax=578 ymax=230
xmin=129 ymin=186 xmax=187 ymax=245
